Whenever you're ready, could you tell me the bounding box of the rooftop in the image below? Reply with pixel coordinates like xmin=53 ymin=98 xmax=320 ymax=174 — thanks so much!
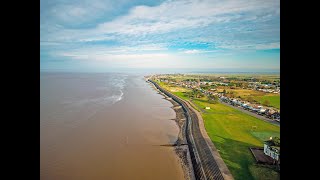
xmin=264 ymin=138 xmax=280 ymax=152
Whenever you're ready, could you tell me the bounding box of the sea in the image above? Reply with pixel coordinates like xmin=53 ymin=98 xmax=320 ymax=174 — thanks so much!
xmin=40 ymin=72 xmax=185 ymax=180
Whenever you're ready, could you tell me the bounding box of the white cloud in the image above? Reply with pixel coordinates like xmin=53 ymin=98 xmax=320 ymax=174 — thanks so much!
xmin=219 ymin=42 xmax=280 ymax=50
xmin=183 ymin=49 xmax=201 ymax=54
xmin=42 ymin=0 xmax=279 ymax=44
xmin=41 ymin=0 xmax=280 ymax=70
xmin=255 ymin=42 xmax=280 ymax=50
xmin=93 ymin=0 xmax=278 ymax=36
xmin=40 ymin=41 xmax=63 ymax=46
xmin=49 ymin=43 xmax=167 ymax=56
xmin=182 ymin=49 xmax=221 ymax=54
xmin=46 ymin=0 xmax=114 ymax=24
xmin=58 ymin=51 xmax=178 ymax=68
xmin=54 ymin=44 xmax=170 ymax=61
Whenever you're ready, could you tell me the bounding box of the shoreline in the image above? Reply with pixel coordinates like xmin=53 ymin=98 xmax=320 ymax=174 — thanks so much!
xmin=148 ymin=79 xmax=234 ymax=180
xmin=148 ymin=81 xmax=195 ymax=180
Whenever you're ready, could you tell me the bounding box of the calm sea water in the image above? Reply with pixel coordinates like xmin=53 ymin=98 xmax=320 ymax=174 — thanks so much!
xmin=40 ymin=72 xmax=184 ymax=180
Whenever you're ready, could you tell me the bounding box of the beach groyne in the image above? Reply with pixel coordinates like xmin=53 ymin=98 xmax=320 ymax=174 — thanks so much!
xmin=148 ymin=80 xmax=233 ymax=180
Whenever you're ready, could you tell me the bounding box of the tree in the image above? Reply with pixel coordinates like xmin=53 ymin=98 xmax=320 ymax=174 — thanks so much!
xmin=247 ymin=96 xmax=254 ymax=102
xmin=186 ymin=91 xmax=193 ymax=99
xmin=223 ymin=89 xmax=226 ymax=94
xmin=264 ymin=99 xmax=270 ymax=106
xmin=242 ymin=82 xmax=249 ymax=88
xmin=208 ymin=95 xmax=218 ymax=104
xmin=273 ymin=137 xmax=280 ymax=146
xmin=192 ymin=89 xmax=202 ymax=98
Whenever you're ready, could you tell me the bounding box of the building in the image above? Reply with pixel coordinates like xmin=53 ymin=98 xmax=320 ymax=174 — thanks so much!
xmin=264 ymin=138 xmax=280 ymax=163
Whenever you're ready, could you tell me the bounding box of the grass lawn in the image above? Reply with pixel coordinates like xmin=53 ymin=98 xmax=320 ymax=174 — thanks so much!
xmin=195 ymin=101 xmax=280 ymax=180
xmin=252 ymin=95 xmax=280 ymax=109
xmin=157 ymin=81 xmax=191 ymax=93
xmin=156 ymin=81 xmax=280 ymax=180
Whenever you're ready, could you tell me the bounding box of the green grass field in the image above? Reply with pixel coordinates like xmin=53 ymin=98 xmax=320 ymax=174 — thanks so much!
xmin=193 ymin=100 xmax=280 ymax=180
xmin=253 ymin=95 xmax=280 ymax=109
xmin=156 ymin=81 xmax=280 ymax=180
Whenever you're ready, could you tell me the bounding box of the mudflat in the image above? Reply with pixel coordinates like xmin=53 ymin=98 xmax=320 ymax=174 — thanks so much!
xmin=40 ymin=73 xmax=185 ymax=180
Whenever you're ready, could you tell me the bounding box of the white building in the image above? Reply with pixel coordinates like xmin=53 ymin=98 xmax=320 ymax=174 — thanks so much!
xmin=259 ymin=109 xmax=266 ymax=113
xmin=264 ymin=139 xmax=280 ymax=161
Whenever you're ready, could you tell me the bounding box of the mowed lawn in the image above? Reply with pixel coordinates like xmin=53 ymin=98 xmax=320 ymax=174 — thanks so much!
xmin=191 ymin=99 xmax=280 ymax=180
xmin=156 ymin=82 xmax=280 ymax=180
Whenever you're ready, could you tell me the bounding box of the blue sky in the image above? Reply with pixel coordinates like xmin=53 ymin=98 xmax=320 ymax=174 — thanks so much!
xmin=40 ymin=0 xmax=280 ymax=72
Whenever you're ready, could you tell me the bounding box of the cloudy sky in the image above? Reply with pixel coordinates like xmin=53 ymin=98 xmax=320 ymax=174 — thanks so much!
xmin=40 ymin=0 xmax=280 ymax=72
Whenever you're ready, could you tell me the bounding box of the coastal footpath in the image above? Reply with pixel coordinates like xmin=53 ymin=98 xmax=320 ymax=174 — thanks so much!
xmin=149 ymin=79 xmax=233 ymax=180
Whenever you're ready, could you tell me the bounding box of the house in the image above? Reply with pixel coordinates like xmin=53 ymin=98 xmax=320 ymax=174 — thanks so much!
xmin=267 ymin=109 xmax=276 ymax=115
xmin=259 ymin=108 xmax=266 ymax=114
xmin=264 ymin=137 xmax=280 ymax=163
xmin=241 ymin=103 xmax=248 ymax=107
xmin=271 ymin=112 xmax=280 ymax=120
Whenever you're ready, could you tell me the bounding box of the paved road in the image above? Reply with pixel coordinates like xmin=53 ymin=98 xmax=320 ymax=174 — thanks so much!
xmin=219 ymin=101 xmax=280 ymax=126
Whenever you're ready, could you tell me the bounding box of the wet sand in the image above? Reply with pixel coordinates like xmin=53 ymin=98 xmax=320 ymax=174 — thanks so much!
xmin=40 ymin=73 xmax=186 ymax=180
xmin=149 ymin=81 xmax=195 ymax=180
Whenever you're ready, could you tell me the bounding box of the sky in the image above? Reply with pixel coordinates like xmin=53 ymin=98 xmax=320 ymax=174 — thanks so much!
xmin=40 ymin=0 xmax=280 ymax=72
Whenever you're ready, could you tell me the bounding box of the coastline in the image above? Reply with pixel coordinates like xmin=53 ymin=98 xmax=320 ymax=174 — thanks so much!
xmin=148 ymin=81 xmax=195 ymax=180
xmin=148 ymin=79 xmax=234 ymax=180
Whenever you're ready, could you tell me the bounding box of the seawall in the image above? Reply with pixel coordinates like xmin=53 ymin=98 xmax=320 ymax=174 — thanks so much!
xmin=148 ymin=80 xmax=233 ymax=180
